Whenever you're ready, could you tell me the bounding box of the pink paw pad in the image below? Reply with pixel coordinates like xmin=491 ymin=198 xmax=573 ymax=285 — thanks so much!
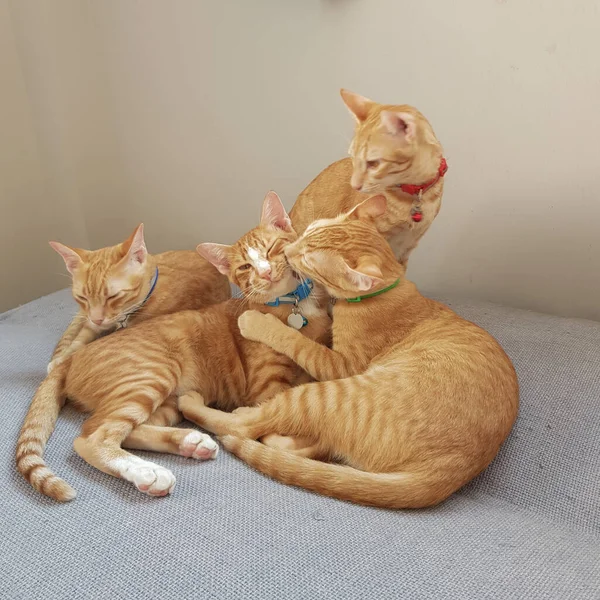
xmin=179 ymin=431 xmax=219 ymax=461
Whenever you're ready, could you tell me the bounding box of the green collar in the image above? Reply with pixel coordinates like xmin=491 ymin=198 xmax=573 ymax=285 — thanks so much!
xmin=346 ymin=278 xmax=401 ymax=303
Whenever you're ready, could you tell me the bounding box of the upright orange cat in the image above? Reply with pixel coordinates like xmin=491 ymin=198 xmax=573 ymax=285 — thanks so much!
xmin=48 ymin=224 xmax=230 ymax=372
xmin=187 ymin=195 xmax=519 ymax=509
xmin=290 ymin=90 xmax=447 ymax=264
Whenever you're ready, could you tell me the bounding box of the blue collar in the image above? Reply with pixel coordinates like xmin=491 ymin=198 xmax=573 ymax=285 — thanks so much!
xmin=142 ymin=266 xmax=159 ymax=305
xmin=265 ymin=279 xmax=313 ymax=307
xmin=116 ymin=267 xmax=159 ymax=330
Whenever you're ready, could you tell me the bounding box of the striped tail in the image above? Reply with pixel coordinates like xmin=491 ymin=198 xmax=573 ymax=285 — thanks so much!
xmin=15 ymin=362 xmax=76 ymax=502
xmin=220 ymin=435 xmax=452 ymax=509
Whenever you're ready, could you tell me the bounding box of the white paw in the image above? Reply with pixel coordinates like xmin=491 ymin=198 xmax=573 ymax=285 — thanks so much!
xmin=123 ymin=462 xmax=176 ymax=497
xmin=47 ymin=357 xmax=63 ymax=374
xmin=179 ymin=431 xmax=219 ymax=460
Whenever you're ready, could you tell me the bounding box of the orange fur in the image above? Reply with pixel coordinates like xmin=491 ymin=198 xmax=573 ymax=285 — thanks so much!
xmin=290 ymin=89 xmax=445 ymax=264
xmin=16 ymin=193 xmax=330 ymax=501
xmin=198 ymin=196 xmax=519 ymax=509
xmin=47 ymin=223 xmax=230 ymax=372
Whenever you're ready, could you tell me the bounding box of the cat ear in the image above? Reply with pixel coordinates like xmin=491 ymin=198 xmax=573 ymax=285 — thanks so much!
xmin=260 ymin=191 xmax=293 ymax=232
xmin=380 ymin=111 xmax=416 ymax=143
xmin=197 ymin=243 xmax=232 ymax=275
xmin=343 ymin=259 xmax=384 ymax=292
xmin=122 ymin=223 xmax=148 ymax=265
xmin=309 ymin=252 xmax=383 ymax=293
xmin=340 ymin=89 xmax=374 ymax=123
xmin=347 ymin=195 xmax=387 ymax=222
xmin=49 ymin=241 xmax=85 ymax=275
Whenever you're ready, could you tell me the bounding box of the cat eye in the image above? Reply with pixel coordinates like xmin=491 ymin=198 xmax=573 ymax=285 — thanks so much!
xmin=266 ymin=242 xmax=279 ymax=257
xmin=366 ymin=160 xmax=380 ymax=169
xmin=75 ymin=295 xmax=87 ymax=303
xmin=107 ymin=292 xmax=125 ymax=300
xmin=238 ymin=264 xmax=251 ymax=271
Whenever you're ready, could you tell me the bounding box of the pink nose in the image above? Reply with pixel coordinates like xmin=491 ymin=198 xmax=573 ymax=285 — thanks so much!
xmin=260 ymin=271 xmax=272 ymax=281
xmin=91 ymin=318 xmax=104 ymax=326
xmin=352 ymin=182 xmax=363 ymax=191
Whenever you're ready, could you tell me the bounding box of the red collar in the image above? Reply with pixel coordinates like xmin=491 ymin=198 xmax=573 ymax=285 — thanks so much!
xmin=397 ymin=157 xmax=448 ymax=196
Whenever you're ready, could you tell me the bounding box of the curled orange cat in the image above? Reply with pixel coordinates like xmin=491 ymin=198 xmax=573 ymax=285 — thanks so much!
xmin=48 ymin=224 xmax=230 ymax=372
xmin=16 ymin=193 xmax=330 ymax=502
xmin=188 ymin=195 xmax=519 ymax=509
xmin=291 ymin=89 xmax=447 ymax=264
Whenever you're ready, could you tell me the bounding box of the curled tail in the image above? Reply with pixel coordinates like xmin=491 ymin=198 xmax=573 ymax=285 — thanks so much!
xmin=220 ymin=435 xmax=453 ymax=509
xmin=16 ymin=362 xmax=76 ymax=502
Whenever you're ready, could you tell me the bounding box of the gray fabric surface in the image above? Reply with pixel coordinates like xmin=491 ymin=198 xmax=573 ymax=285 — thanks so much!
xmin=0 ymin=289 xmax=599 ymax=599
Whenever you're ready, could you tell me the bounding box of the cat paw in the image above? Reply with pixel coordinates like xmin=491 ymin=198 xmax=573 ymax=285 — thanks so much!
xmin=238 ymin=310 xmax=280 ymax=342
xmin=179 ymin=431 xmax=219 ymax=460
xmin=124 ymin=463 xmax=176 ymax=497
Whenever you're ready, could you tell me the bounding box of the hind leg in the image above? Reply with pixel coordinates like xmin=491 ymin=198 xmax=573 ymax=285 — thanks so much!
xmin=74 ymin=393 xmax=177 ymax=497
xmin=123 ymin=425 xmax=219 ymax=460
xmin=122 ymin=396 xmax=217 ymax=459
xmin=142 ymin=396 xmax=181 ymax=426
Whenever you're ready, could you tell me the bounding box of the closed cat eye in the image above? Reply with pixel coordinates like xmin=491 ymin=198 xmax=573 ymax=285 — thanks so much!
xmin=75 ymin=295 xmax=87 ymax=303
xmin=107 ymin=292 xmax=125 ymax=300
xmin=238 ymin=264 xmax=251 ymax=271
xmin=366 ymin=160 xmax=380 ymax=169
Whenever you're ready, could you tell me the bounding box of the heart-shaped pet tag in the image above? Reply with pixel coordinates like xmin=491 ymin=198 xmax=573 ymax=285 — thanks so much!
xmin=287 ymin=312 xmax=306 ymax=330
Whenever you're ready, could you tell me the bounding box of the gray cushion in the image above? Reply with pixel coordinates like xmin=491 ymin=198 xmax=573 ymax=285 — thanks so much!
xmin=1 ymin=290 xmax=598 ymax=599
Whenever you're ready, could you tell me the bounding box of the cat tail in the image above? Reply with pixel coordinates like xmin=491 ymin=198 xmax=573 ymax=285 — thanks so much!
xmin=219 ymin=436 xmax=450 ymax=509
xmin=15 ymin=361 xmax=76 ymax=502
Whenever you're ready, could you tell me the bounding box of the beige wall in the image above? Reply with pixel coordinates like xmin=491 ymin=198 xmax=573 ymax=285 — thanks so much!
xmin=2 ymin=1 xmax=599 ymax=319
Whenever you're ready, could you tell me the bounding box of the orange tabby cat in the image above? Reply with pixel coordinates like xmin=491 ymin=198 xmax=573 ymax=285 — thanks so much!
xmin=290 ymin=89 xmax=447 ymax=264
xmin=16 ymin=192 xmax=330 ymax=501
xmin=48 ymin=224 xmax=230 ymax=372
xmin=188 ymin=195 xmax=518 ymax=509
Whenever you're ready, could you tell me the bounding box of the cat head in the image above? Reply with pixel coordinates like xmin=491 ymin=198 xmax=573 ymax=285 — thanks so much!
xmin=198 ymin=191 xmax=298 ymax=304
xmin=50 ymin=224 xmax=151 ymax=330
xmin=340 ymin=89 xmax=442 ymax=194
xmin=284 ymin=195 xmax=400 ymax=299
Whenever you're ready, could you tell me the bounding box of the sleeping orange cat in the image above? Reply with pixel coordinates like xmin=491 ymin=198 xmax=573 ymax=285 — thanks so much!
xmin=291 ymin=90 xmax=447 ymax=265
xmin=48 ymin=224 xmax=231 ymax=371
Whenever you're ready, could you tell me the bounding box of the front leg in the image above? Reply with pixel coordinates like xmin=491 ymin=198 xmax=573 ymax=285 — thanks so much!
xmin=48 ymin=323 xmax=101 ymax=373
xmin=238 ymin=310 xmax=355 ymax=381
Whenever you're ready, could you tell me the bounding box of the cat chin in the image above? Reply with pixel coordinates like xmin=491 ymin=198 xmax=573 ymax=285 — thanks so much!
xmin=261 ymin=275 xmax=298 ymax=304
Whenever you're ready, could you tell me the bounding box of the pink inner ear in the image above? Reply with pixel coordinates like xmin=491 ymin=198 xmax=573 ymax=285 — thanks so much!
xmin=197 ymin=243 xmax=231 ymax=275
xmin=261 ymin=191 xmax=293 ymax=232
xmin=381 ymin=111 xmax=416 ymax=141
xmin=49 ymin=241 xmax=83 ymax=275
xmin=126 ymin=224 xmax=147 ymax=265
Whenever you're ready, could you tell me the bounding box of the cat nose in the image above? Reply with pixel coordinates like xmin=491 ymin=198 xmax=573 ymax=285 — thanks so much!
xmin=91 ymin=318 xmax=104 ymax=326
xmin=352 ymin=182 xmax=363 ymax=191
xmin=259 ymin=270 xmax=272 ymax=281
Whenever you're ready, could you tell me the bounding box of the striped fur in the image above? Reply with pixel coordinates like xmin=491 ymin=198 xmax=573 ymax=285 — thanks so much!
xmin=16 ymin=193 xmax=330 ymax=501
xmin=290 ymin=89 xmax=445 ymax=264
xmin=47 ymin=223 xmax=230 ymax=372
xmin=201 ymin=196 xmax=519 ymax=509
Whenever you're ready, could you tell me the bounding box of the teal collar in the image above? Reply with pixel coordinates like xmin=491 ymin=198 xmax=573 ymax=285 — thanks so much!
xmin=346 ymin=278 xmax=400 ymax=303
xmin=265 ymin=279 xmax=313 ymax=307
